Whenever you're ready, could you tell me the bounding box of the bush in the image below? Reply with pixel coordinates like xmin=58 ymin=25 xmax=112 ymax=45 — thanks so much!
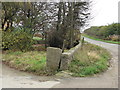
xmin=32 ymin=44 xmax=46 ymax=51
xmin=34 ymin=33 xmax=42 ymax=38
xmin=106 ymin=35 xmax=120 ymax=41
xmin=47 ymin=29 xmax=80 ymax=49
xmin=33 ymin=37 xmax=42 ymax=41
xmin=47 ymin=30 xmax=63 ymax=48
xmin=84 ymin=23 xmax=120 ymax=40
xmin=2 ymin=28 xmax=33 ymax=51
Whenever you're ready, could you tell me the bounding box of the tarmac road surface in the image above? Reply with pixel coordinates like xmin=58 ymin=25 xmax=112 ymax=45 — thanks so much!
xmin=1 ymin=37 xmax=119 ymax=88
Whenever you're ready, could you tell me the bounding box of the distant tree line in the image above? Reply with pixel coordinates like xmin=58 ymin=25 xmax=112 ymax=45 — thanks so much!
xmin=2 ymin=1 xmax=91 ymax=51
xmin=84 ymin=23 xmax=120 ymax=41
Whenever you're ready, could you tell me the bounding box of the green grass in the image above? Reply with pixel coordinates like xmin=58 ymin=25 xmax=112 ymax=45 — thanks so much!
xmin=68 ymin=42 xmax=111 ymax=77
xmin=33 ymin=37 xmax=43 ymax=41
xmin=3 ymin=51 xmax=47 ymax=75
xmin=83 ymin=34 xmax=120 ymax=44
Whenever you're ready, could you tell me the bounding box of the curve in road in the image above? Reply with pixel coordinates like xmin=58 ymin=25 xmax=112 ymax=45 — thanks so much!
xmin=1 ymin=37 xmax=119 ymax=88
xmin=52 ymin=37 xmax=118 ymax=88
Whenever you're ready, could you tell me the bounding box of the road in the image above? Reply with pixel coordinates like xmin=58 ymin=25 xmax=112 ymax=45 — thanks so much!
xmin=52 ymin=37 xmax=118 ymax=88
xmin=1 ymin=37 xmax=119 ymax=88
xmin=1 ymin=55 xmax=60 ymax=88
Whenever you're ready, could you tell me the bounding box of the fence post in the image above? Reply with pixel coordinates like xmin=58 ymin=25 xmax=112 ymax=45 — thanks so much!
xmin=46 ymin=47 xmax=62 ymax=73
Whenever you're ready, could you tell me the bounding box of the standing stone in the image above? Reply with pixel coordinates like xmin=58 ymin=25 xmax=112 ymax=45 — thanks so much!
xmin=46 ymin=47 xmax=62 ymax=73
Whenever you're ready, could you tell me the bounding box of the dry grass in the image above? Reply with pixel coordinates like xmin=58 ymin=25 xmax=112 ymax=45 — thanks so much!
xmin=87 ymin=51 xmax=100 ymax=60
xmin=68 ymin=42 xmax=111 ymax=77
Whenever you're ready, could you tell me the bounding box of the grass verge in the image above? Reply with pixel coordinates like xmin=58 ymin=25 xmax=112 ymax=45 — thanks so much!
xmin=33 ymin=37 xmax=43 ymax=41
xmin=68 ymin=42 xmax=111 ymax=77
xmin=82 ymin=34 xmax=120 ymax=44
xmin=3 ymin=51 xmax=47 ymax=75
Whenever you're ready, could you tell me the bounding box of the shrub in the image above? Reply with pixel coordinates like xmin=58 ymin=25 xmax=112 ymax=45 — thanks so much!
xmin=84 ymin=23 xmax=120 ymax=41
xmin=2 ymin=28 xmax=33 ymax=51
xmin=33 ymin=37 xmax=42 ymax=41
xmin=106 ymin=35 xmax=120 ymax=41
xmin=2 ymin=31 xmax=14 ymax=50
xmin=47 ymin=29 xmax=80 ymax=49
xmin=47 ymin=30 xmax=63 ymax=48
xmin=34 ymin=33 xmax=42 ymax=38
xmin=32 ymin=44 xmax=46 ymax=51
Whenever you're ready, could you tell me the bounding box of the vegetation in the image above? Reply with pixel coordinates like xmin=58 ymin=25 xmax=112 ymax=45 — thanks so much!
xmin=33 ymin=37 xmax=42 ymax=41
xmin=2 ymin=2 xmax=91 ymax=51
xmin=32 ymin=44 xmax=46 ymax=51
xmin=2 ymin=28 xmax=33 ymax=51
xmin=3 ymin=51 xmax=46 ymax=75
xmin=47 ymin=2 xmax=90 ymax=49
xmin=83 ymin=34 xmax=120 ymax=44
xmin=3 ymin=2 xmax=112 ymax=77
xmin=84 ymin=23 xmax=120 ymax=43
xmin=68 ymin=42 xmax=111 ymax=77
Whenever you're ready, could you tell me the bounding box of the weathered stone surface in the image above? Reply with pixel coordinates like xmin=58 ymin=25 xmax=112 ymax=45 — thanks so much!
xmin=46 ymin=42 xmax=82 ymax=71
xmin=60 ymin=53 xmax=72 ymax=70
xmin=46 ymin=47 xmax=62 ymax=73
xmin=60 ymin=43 xmax=81 ymax=70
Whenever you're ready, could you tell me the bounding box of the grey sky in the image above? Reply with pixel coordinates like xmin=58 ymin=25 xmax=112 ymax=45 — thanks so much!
xmin=89 ymin=0 xmax=119 ymax=27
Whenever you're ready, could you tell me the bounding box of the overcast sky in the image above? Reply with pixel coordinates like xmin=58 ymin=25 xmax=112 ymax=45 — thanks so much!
xmin=89 ymin=0 xmax=119 ymax=27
